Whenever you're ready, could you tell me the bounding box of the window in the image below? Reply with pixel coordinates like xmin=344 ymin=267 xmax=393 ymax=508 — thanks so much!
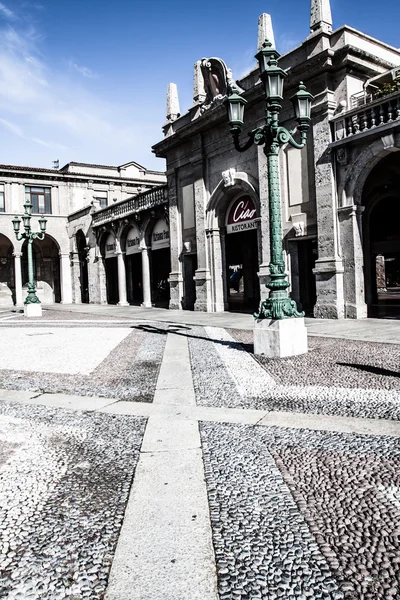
xmin=25 ymin=186 xmax=52 ymax=214
xmin=93 ymin=193 xmax=108 ymax=209
xmin=0 ymin=185 xmax=4 ymax=213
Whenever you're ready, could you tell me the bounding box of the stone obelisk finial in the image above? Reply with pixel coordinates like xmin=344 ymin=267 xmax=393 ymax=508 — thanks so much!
xmin=193 ymin=60 xmax=206 ymax=105
xmin=258 ymin=13 xmax=275 ymax=50
xmin=310 ymin=0 xmax=332 ymax=33
xmin=166 ymin=83 xmax=180 ymax=122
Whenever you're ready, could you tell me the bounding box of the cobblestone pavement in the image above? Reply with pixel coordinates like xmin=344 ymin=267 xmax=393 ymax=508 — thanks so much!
xmin=0 ymin=401 xmax=146 ymax=600
xmin=0 ymin=315 xmax=399 ymax=599
xmin=201 ymin=422 xmax=400 ymax=600
xmin=188 ymin=326 xmax=400 ymax=420
xmin=0 ymin=318 xmax=168 ymax=402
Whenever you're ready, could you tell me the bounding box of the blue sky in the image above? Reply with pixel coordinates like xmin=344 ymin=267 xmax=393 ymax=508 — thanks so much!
xmin=0 ymin=0 xmax=398 ymax=172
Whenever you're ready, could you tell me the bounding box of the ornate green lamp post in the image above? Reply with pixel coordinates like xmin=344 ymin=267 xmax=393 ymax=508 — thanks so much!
xmin=12 ymin=199 xmax=47 ymax=317
xmin=226 ymin=39 xmax=313 ymax=356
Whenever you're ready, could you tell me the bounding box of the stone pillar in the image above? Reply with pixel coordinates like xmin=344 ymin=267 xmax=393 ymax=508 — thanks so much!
xmin=207 ymin=228 xmax=226 ymax=312
xmin=166 ymin=170 xmax=184 ymax=310
xmin=116 ymin=243 xmax=129 ymax=306
xmin=70 ymin=252 xmax=82 ymax=304
xmin=192 ymin=158 xmax=212 ymax=312
xmin=338 ymin=205 xmax=367 ymax=319
xmin=312 ymin=104 xmax=345 ymax=319
xmin=141 ymin=247 xmax=152 ymax=308
xmin=13 ymin=251 xmax=23 ymax=306
xmin=59 ymin=252 xmax=73 ymax=304
xmin=98 ymin=259 xmax=108 ymax=304
xmin=376 ymin=255 xmax=386 ymax=292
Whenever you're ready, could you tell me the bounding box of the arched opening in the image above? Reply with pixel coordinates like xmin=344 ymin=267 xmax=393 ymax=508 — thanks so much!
xmin=76 ymin=230 xmax=89 ymax=303
xmin=102 ymin=232 xmax=119 ymax=304
xmin=150 ymin=217 xmax=170 ymax=308
xmin=362 ymin=153 xmax=400 ymax=318
xmin=124 ymin=224 xmax=143 ymax=305
xmin=225 ymin=195 xmax=260 ymax=312
xmin=0 ymin=234 xmax=15 ymax=306
xmin=22 ymin=235 xmax=61 ymax=303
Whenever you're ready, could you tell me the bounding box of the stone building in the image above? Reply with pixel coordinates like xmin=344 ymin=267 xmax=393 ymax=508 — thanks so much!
xmin=152 ymin=0 xmax=400 ymax=318
xmin=0 ymin=161 xmax=166 ymax=307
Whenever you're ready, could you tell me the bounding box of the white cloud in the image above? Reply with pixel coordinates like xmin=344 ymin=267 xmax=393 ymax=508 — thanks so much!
xmin=71 ymin=62 xmax=98 ymax=79
xmin=0 ymin=14 xmax=165 ymax=170
xmin=0 ymin=2 xmax=16 ymax=21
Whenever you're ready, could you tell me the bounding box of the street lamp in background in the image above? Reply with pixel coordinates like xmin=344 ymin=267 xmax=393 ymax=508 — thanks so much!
xmin=12 ymin=199 xmax=47 ymax=317
xmin=226 ymin=37 xmax=313 ymax=358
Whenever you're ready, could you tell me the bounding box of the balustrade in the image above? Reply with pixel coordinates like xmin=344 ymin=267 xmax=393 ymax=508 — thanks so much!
xmin=91 ymin=186 xmax=167 ymax=226
xmin=332 ymin=91 xmax=400 ymax=142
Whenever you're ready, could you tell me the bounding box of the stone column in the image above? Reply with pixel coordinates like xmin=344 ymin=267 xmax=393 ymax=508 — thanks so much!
xmin=141 ymin=247 xmax=152 ymax=308
xmin=59 ymin=252 xmax=73 ymax=304
xmin=98 ymin=259 xmax=108 ymax=304
xmin=338 ymin=205 xmax=367 ymax=319
xmin=375 ymin=255 xmax=386 ymax=292
xmin=192 ymin=157 xmax=212 ymax=312
xmin=116 ymin=243 xmax=129 ymax=306
xmin=70 ymin=252 xmax=82 ymax=304
xmin=166 ymin=170 xmax=184 ymax=310
xmin=206 ymin=228 xmax=226 ymax=312
xmin=312 ymin=102 xmax=345 ymax=319
xmin=13 ymin=251 xmax=23 ymax=306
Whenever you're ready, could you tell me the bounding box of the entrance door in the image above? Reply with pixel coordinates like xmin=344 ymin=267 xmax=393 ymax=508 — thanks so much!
xmin=183 ymin=254 xmax=197 ymax=310
xmin=298 ymin=239 xmax=317 ymax=316
xmin=126 ymin=254 xmax=143 ymax=305
xmin=225 ymin=229 xmax=260 ymax=312
xmin=105 ymin=257 xmax=119 ymax=304
xmin=367 ymin=197 xmax=400 ymax=318
xmin=151 ymin=248 xmax=171 ymax=308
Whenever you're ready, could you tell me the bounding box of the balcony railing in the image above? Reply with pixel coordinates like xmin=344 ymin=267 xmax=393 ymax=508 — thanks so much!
xmin=331 ymin=90 xmax=400 ymax=142
xmin=91 ymin=185 xmax=168 ymax=227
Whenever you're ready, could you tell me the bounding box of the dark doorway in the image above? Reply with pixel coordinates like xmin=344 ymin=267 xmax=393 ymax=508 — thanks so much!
xmin=76 ymin=231 xmax=89 ymax=303
xmin=368 ymin=197 xmax=400 ymax=318
xmin=298 ymin=238 xmax=317 ymax=316
xmin=126 ymin=253 xmax=143 ymax=305
xmin=22 ymin=236 xmax=61 ymax=303
xmin=151 ymin=248 xmax=171 ymax=308
xmin=105 ymin=257 xmax=119 ymax=304
xmin=225 ymin=228 xmax=260 ymax=312
xmin=183 ymin=254 xmax=197 ymax=310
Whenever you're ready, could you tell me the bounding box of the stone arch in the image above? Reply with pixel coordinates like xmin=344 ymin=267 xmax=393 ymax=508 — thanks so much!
xmin=206 ymin=172 xmax=260 ymax=230
xmin=360 ymin=151 xmax=400 ymax=316
xmin=342 ymin=138 xmax=400 ymax=206
xmin=206 ymin=171 xmax=261 ymax=312
xmin=22 ymin=233 xmax=61 ymax=303
xmin=0 ymin=233 xmax=15 ymax=306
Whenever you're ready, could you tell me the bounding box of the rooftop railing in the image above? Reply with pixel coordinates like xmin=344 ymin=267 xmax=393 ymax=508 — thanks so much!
xmin=91 ymin=185 xmax=168 ymax=227
xmin=331 ymin=90 xmax=400 ymax=142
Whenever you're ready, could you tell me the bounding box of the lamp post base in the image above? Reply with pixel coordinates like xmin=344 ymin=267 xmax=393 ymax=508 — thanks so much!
xmin=253 ymin=317 xmax=307 ymax=358
xmin=24 ymin=302 xmax=42 ymax=318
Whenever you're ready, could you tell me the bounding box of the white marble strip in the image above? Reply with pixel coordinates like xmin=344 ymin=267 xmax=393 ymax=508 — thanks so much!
xmin=204 ymin=326 xmax=276 ymax=397
xmin=104 ymin=333 xmax=218 ymax=600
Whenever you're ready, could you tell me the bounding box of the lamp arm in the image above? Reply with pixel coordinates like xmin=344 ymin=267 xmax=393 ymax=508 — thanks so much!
xmin=230 ymin=128 xmax=257 ymax=153
xmin=277 ymin=126 xmax=307 ymax=150
xmin=15 ymin=232 xmax=26 ymax=242
xmin=32 ymin=232 xmax=45 ymax=241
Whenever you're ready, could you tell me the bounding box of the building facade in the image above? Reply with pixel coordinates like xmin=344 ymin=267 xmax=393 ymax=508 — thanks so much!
xmin=152 ymin=0 xmax=400 ymax=318
xmin=0 ymin=161 xmax=166 ymax=308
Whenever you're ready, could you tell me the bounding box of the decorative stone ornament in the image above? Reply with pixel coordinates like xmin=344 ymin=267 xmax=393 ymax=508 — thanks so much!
xmin=221 ymin=168 xmax=236 ymax=187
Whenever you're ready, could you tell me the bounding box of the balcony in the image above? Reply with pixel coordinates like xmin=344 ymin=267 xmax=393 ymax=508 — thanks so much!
xmin=91 ymin=185 xmax=168 ymax=227
xmin=331 ymin=90 xmax=400 ymax=143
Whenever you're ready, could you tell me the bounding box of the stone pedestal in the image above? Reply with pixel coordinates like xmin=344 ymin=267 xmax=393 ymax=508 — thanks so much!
xmin=24 ymin=302 xmax=42 ymax=318
xmin=253 ymin=317 xmax=308 ymax=358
